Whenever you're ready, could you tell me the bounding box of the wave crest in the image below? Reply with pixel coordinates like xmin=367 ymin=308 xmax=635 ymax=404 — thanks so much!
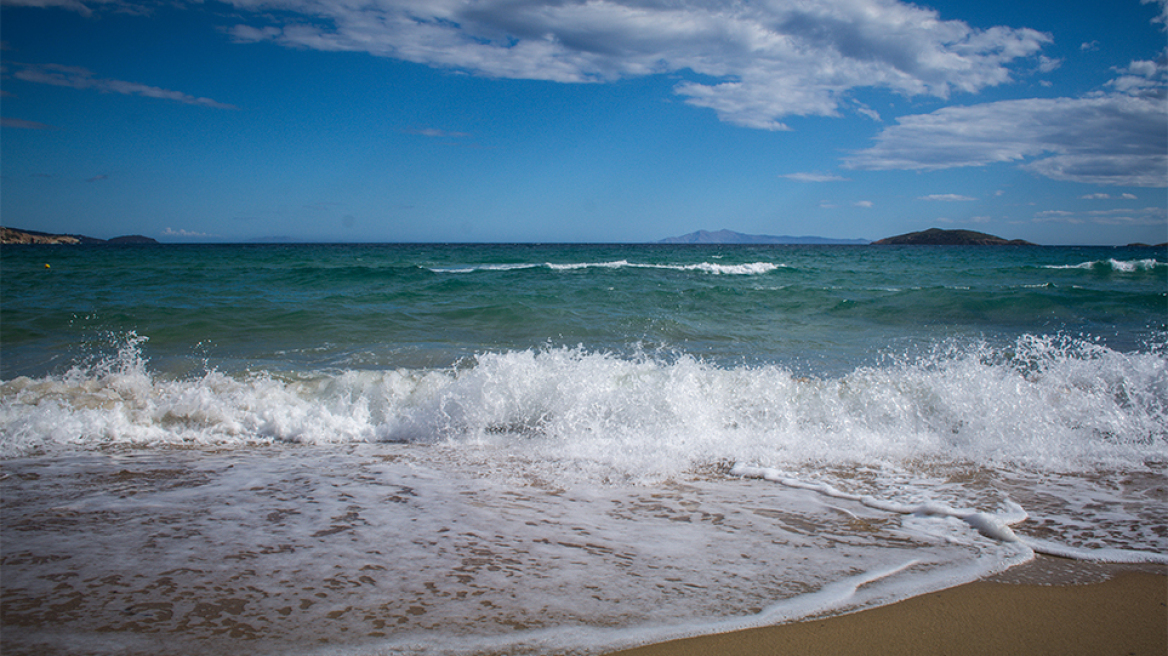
xmin=1045 ymin=258 xmax=1164 ymax=272
xmin=3 ymin=334 xmax=1164 ymax=477
xmin=433 ymin=260 xmax=783 ymax=275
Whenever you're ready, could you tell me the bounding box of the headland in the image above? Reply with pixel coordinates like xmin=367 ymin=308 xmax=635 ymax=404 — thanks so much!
xmin=1 ymin=227 xmax=158 ymax=245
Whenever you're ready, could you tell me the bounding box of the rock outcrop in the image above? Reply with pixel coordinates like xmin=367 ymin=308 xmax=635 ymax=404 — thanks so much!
xmin=873 ymin=228 xmax=1033 ymax=246
xmin=1 ymin=227 xmax=159 ymax=245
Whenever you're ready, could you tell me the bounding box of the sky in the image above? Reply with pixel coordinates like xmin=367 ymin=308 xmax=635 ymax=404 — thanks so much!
xmin=1 ymin=0 xmax=1165 ymax=245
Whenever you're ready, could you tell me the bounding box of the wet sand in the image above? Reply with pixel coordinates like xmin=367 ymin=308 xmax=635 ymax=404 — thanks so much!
xmin=606 ymin=562 xmax=1168 ymax=656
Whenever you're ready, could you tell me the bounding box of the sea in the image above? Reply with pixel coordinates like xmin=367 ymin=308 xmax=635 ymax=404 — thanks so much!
xmin=2 ymin=243 xmax=1166 ymax=656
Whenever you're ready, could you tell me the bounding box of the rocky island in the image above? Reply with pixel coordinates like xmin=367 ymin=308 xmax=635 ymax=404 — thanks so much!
xmin=873 ymin=228 xmax=1034 ymax=246
xmin=1 ymin=227 xmax=159 ymax=245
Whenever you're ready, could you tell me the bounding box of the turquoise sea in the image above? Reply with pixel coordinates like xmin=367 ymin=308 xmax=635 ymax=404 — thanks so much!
xmin=2 ymin=243 xmax=1166 ymax=655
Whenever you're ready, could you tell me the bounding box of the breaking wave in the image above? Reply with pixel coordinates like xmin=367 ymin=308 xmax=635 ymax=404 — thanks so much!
xmin=431 ymin=260 xmax=783 ymax=275
xmin=3 ymin=332 xmax=1164 ymax=478
xmin=1044 ymin=258 xmax=1165 ymax=272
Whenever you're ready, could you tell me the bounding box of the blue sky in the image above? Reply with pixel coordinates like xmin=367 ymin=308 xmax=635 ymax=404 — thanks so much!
xmin=1 ymin=0 xmax=1165 ymax=244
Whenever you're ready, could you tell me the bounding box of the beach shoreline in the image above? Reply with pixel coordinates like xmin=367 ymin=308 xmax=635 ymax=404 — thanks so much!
xmin=604 ymin=558 xmax=1168 ymax=656
xmin=3 ymin=244 xmax=1166 ymax=656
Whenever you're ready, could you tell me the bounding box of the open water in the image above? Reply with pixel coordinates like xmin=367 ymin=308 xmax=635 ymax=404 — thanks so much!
xmin=2 ymin=243 xmax=1166 ymax=655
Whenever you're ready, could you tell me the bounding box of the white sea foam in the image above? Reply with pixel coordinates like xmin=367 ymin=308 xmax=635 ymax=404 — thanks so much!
xmin=732 ymin=464 xmax=1167 ymax=565
xmin=3 ymin=333 xmax=1165 ymax=551
xmin=1044 ymin=258 xmax=1164 ymax=272
xmin=3 ymin=333 xmax=1165 ymax=655
xmin=3 ymin=333 xmax=1165 ymax=471
xmin=432 ymin=262 xmax=543 ymax=273
xmin=0 ymin=447 xmax=1031 ymax=656
xmin=668 ymin=261 xmax=782 ymax=274
xmin=432 ymin=260 xmax=783 ymax=275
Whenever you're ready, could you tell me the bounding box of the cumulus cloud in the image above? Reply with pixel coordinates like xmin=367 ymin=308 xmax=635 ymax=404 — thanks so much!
xmin=780 ymin=172 xmax=850 ymax=182
xmin=919 ymin=194 xmax=976 ymax=201
xmin=210 ymin=0 xmax=1051 ymax=131
xmin=8 ymin=63 xmax=237 ymax=109
xmin=1107 ymin=54 xmax=1168 ymax=96
xmin=845 ymin=51 xmax=1168 ymax=187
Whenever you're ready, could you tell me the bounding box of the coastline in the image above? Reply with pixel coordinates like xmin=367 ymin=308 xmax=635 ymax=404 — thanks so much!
xmin=604 ymin=559 xmax=1168 ymax=656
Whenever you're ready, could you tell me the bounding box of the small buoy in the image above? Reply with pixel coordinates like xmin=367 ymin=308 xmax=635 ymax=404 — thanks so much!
xmin=44 ymin=264 xmax=50 ymax=269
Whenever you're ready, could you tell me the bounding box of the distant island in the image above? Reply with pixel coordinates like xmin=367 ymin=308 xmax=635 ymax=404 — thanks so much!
xmin=1 ymin=227 xmax=159 ymax=245
xmin=873 ymin=228 xmax=1034 ymax=246
xmin=658 ymin=229 xmax=869 ymax=245
xmin=5 ymin=225 xmax=1160 ymax=248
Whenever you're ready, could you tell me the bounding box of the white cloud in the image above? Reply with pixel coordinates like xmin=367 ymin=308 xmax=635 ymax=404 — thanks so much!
xmin=1037 ymin=56 xmax=1062 ymax=73
xmin=1107 ymin=53 xmax=1168 ymax=97
xmin=1080 ymin=192 xmax=1140 ymax=199
xmin=851 ymin=100 xmax=882 ymax=122
xmin=1 ymin=116 xmax=56 ymax=129
xmin=162 ymin=227 xmax=213 ymax=237
xmin=1144 ymin=0 xmax=1168 ymax=29
xmin=404 ymin=127 xmax=471 ymax=138
xmin=0 ymin=0 xmax=120 ymax=17
xmin=845 ymin=52 xmax=1168 ymax=187
xmin=207 ymin=0 xmax=1051 ymax=131
xmin=919 ymin=194 xmax=976 ymax=201
xmin=1081 ymin=41 xmax=1100 ymax=52
xmin=854 ymin=200 xmax=873 ymax=207
xmin=8 ymin=63 xmax=236 ymax=109
xmin=781 ymin=172 xmax=850 ymax=182
xmin=1035 ymin=206 xmax=1166 ymax=226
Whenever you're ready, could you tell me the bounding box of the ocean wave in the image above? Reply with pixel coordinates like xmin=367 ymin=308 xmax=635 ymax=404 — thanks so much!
xmin=1044 ymin=258 xmax=1164 ymax=272
xmin=2 ymin=333 xmax=1164 ymax=475
xmin=3 ymin=332 xmax=1166 ymax=576
xmin=432 ymin=260 xmax=783 ymax=275
xmin=431 ymin=262 xmax=544 ymax=273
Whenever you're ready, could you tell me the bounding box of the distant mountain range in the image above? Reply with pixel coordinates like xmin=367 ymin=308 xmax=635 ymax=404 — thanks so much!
xmin=657 ymin=229 xmax=869 ymax=245
xmin=7 ymin=225 xmax=1159 ymax=247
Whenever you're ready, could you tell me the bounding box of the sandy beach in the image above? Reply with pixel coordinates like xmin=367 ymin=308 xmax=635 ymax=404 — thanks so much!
xmin=606 ymin=561 xmax=1167 ymax=656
